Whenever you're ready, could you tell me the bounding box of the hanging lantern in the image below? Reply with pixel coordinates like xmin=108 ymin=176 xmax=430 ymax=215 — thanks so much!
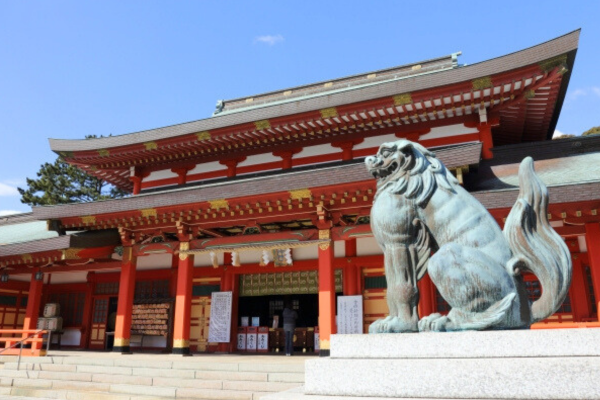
xmin=35 ymin=271 xmax=44 ymax=281
xmin=0 ymin=272 xmax=8 ymax=283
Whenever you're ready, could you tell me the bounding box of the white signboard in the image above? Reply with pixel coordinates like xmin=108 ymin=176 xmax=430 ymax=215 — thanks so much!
xmin=208 ymin=291 xmax=233 ymax=343
xmin=337 ymin=295 xmax=364 ymax=334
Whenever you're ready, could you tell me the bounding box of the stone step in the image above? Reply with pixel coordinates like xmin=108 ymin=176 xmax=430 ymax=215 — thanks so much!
xmin=4 ymin=357 xmax=303 ymax=374
xmin=0 ymin=369 xmax=302 ymax=392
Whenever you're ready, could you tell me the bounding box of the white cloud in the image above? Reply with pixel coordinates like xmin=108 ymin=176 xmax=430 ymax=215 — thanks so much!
xmin=254 ymin=34 xmax=284 ymax=46
xmin=568 ymin=88 xmax=587 ymax=101
xmin=552 ymin=129 xmax=565 ymax=138
xmin=0 ymin=210 xmax=21 ymax=217
xmin=0 ymin=182 xmax=19 ymax=197
xmin=592 ymin=87 xmax=600 ymax=97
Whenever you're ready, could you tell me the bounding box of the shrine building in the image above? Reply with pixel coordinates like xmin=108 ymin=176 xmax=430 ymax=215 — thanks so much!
xmin=1 ymin=29 xmax=599 ymax=356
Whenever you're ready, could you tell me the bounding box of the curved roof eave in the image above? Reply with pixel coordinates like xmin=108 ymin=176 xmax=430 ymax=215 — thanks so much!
xmin=49 ymin=30 xmax=580 ymax=153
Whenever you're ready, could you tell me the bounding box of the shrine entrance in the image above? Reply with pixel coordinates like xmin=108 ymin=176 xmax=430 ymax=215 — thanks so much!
xmin=236 ymin=269 xmax=343 ymax=353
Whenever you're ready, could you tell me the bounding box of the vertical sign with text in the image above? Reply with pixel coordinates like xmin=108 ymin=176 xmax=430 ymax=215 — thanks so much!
xmin=337 ymin=295 xmax=364 ymax=334
xmin=208 ymin=291 xmax=233 ymax=343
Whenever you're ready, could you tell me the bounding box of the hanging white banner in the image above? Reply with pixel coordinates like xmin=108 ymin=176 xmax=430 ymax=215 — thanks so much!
xmin=208 ymin=291 xmax=233 ymax=343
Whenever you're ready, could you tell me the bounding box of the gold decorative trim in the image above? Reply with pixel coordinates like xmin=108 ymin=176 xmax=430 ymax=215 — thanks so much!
xmin=318 ymin=230 xmax=330 ymax=240
xmin=319 ymin=243 xmax=330 ymax=250
xmin=196 ymin=131 xmax=211 ymax=141
xmin=319 ymin=339 xmax=330 ymax=350
xmin=367 ymin=73 xmax=377 ymax=79
xmin=173 ymin=339 xmax=190 ymax=348
xmin=472 ymin=77 xmax=492 ymax=90
xmin=538 ymin=55 xmax=568 ymax=73
xmin=320 ymin=107 xmax=338 ymax=119
xmin=524 ymin=90 xmax=536 ymax=99
xmin=323 ymin=82 xmax=333 ymax=88
xmin=61 ymin=248 xmax=82 ymax=260
xmin=140 ymin=208 xmax=157 ymax=218
xmin=209 ymin=199 xmax=229 ymax=210
xmin=393 ymin=93 xmax=412 ymax=106
xmin=97 ymin=149 xmax=110 ymax=157
xmin=255 ymin=120 xmax=271 ymax=130
xmin=114 ymin=338 xmax=130 ymax=347
xmin=144 ymin=141 xmax=158 ymax=151
xmin=411 ymin=64 xmax=422 ymax=71
xmin=81 ymin=215 xmax=96 ymax=225
xmin=59 ymin=151 xmax=73 ymax=159
xmin=283 ymin=90 xmax=292 ymax=96
xmin=289 ymin=189 xmax=312 ymax=200
xmin=179 ymin=242 xmax=190 ymax=261
xmin=21 ymin=254 xmax=33 ymax=263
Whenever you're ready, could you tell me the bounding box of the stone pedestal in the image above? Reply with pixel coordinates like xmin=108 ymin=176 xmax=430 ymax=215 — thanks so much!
xmin=266 ymin=328 xmax=600 ymax=400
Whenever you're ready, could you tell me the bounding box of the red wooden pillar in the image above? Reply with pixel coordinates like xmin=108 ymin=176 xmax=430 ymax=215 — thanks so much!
xmin=113 ymin=247 xmax=137 ymax=353
xmin=23 ymin=271 xmax=44 ymax=336
xmin=81 ymin=272 xmax=95 ymax=348
xmin=219 ymin=157 xmax=246 ymax=178
xmin=585 ymin=223 xmax=600 ymax=321
xmin=172 ymin=243 xmax=194 ymax=355
xmin=343 ymin=239 xmax=359 ymax=296
xmin=318 ymin=230 xmax=336 ymax=356
xmin=417 ymin=273 xmax=435 ymax=318
xmin=570 ymin=255 xmax=592 ymax=322
xmin=273 ymin=149 xmax=302 ymax=170
xmin=478 ymin=123 xmax=494 ymax=160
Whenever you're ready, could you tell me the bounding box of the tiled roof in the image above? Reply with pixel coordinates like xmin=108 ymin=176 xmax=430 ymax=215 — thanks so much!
xmin=0 ymin=229 xmax=120 ymax=257
xmin=49 ymin=30 xmax=579 ymax=153
xmin=33 ymin=142 xmax=483 ymax=219
xmin=0 ymin=221 xmax=57 ymax=246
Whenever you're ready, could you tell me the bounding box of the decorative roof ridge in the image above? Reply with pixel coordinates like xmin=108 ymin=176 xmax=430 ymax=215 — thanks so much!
xmin=48 ymin=30 xmax=579 ymax=153
xmin=216 ymin=53 xmax=459 ymax=115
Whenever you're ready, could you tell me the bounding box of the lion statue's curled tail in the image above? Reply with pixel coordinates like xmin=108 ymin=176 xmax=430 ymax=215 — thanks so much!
xmin=366 ymin=140 xmax=572 ymax=333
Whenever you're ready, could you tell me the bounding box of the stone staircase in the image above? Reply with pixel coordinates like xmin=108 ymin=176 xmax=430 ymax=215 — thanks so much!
xmin=0 ymin=353 xmax=305 ymax=400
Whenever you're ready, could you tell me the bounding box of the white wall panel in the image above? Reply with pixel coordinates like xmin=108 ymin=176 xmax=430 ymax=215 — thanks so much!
xmin=136 ymin=253 xmax=172 ymax=270
xmin=357 ymin=237 xmax=382 ymax=256
xmin=145 ymin=169 xmax=178 ymax=182
xmin=188 ymin=161 xmax=223 ymax=175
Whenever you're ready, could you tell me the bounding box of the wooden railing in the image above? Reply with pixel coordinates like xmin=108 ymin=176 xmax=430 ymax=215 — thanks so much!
xmin=0 ymin=329 xmax=50 ymax=357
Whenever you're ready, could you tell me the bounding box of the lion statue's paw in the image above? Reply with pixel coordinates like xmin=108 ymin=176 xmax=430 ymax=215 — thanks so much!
xmin=418 ymin=313 xmax=449 ymax=332
xmin=369 ymin=316 xmax=418 ymax=333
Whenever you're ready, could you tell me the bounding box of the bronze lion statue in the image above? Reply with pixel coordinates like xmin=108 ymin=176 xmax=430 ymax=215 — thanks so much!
xmin=365 ymin=140 xmax=571 ymax=332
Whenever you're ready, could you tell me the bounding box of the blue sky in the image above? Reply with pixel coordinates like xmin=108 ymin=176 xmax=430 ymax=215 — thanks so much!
xmin=1 ymin=1 xmax=599 ymax=215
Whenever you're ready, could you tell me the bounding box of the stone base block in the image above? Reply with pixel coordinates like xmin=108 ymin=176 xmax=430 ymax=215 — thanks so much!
xmin=297 ymin=329 xmax=600 ymax=400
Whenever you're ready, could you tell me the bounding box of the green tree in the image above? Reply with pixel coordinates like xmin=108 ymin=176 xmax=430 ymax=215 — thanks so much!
xmin=18 ymin=158 xmax=127 ymax=206
xmin=582 ymin=126 xmax=600 ymax=136
xmin=18 ymin=135 xmax=128 ymax=206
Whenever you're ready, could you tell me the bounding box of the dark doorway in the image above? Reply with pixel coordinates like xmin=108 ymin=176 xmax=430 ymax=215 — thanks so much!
xmin=238 ymin=294 xmax=318 ymax=328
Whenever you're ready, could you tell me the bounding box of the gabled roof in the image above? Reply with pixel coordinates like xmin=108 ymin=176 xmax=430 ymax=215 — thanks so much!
xmin=49 ymin=30 xmax=579 ymax=191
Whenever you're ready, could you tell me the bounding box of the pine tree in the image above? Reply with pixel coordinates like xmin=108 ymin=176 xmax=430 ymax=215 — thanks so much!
xmin=18 ymin=135 xmax=128 ymax=206
xmin=582 ymin=126 xmax=600 ymax=136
